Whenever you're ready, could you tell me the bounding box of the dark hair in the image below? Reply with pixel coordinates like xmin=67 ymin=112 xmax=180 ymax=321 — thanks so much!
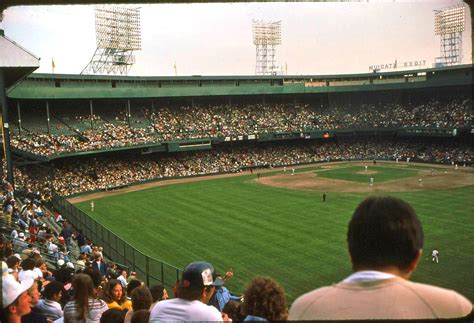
xmin=42 ymin=281 xmax=64 ymax=300
xmin=54 ymin=267 xmax=75 ymax=284
xmin=101 ymin=279 xmax=126 ymax=304
xmin=21 ymin=257 xmax=35 ymax=270
xmin=82 ymin=267 xmax=102 ymax=288
xmin=127 ymin=279 xmax=142 ymax=297
xmin=348 ymin=196 xmax=424 ymax=270
xmin=131 ymin=309 xmax=150 ymax=323
xmin=149 ymin=284 xmax=165 ymax=303
xmin=176 ymin=280 xmax=208 ymax=301
xmin=100 ymin=308 xmax=125 ymax=323
xmin=131 ymin=286 xmax=153 ymax=311
xmin=6 ymin=255 xmax=20 ymax=268
xmin=241 ymin=276 xmax=288 ymax=320
xmin=223 ymin=300 xmax=244 ymax=321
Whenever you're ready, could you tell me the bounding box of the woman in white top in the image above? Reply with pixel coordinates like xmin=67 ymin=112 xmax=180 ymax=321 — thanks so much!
xmin=63 ymin=274 xmax=108 ymax=323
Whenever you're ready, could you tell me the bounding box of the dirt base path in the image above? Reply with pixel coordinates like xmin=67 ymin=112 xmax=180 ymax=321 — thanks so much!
xmin=68 ymin=161 xmax=473 ymax=203
xmin=259 ymin=163 xmax=474 ymax=193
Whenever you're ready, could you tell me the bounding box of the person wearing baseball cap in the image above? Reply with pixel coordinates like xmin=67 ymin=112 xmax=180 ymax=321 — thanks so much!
xmin=1 ymin=265 xmax=34 ymax=323
xmin=149 ymin=261 xmax=225 ymax=321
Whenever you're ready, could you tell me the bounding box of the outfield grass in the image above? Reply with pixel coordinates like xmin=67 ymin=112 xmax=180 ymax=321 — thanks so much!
xmin=76 ymin=164 xmax=474 ymax=303
xmin=316 ymin=165 xmax=418 ymax=183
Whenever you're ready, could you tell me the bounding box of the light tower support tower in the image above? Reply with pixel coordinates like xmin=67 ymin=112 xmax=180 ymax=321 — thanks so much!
xmin=253 ymin=20 xmax=282 ymax=75
xmin=82 ymin=6 xmax=141 ymax=75
xmin=434 ymin=4 xmax=465 ymax=67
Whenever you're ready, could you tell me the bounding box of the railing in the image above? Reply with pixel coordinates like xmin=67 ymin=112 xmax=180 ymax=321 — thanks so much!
xmin=52 ymin=194 xmax=182 ymax=289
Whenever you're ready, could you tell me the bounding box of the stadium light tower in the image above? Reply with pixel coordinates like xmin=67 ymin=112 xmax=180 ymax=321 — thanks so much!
xmin=82 ymin=6 xmax=142 ymax=75
xmin=434 ymin=4 xmax=465 ymax=67
xmin=252 ymin=20 xmax=282 ymax=75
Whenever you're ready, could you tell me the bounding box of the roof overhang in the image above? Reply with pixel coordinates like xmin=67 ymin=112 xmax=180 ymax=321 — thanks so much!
xmin=0 ymin=30 xmax=40 ymax=88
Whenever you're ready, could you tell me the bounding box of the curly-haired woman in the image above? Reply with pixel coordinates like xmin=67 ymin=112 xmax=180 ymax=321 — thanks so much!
xmin=241 ymin=276 xmax=288 ymax=321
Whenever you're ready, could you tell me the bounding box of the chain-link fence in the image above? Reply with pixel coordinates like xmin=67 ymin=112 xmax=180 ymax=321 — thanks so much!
xmin=52 ymin=194 xmax=182 ymax=288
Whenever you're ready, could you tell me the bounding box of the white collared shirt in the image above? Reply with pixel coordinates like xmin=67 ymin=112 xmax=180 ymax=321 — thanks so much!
xmin=343 ymin=270 xmax=397 ymax=283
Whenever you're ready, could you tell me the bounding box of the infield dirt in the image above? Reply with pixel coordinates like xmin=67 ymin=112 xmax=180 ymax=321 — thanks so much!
xmin=69 ymin=161 xmax=474 ymax=203
xmin=259 ymin=167 xmax=474 ymax=193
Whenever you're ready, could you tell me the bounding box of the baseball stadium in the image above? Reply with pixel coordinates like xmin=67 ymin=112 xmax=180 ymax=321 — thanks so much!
xmin=1 ymin=1 xmax=473 ymax=321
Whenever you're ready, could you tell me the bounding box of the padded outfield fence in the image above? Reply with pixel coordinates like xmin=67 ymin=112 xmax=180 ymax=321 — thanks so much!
xmin=52 ymin=194 xmax=182 ymax=289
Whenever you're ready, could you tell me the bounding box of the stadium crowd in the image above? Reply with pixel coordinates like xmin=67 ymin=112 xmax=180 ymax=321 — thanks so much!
xmin=10 ymin=98 xmax=473 ymax=156
xmin=10 ymin=137 xmax=474 ymax=196
xmin=1 ymin=183 xmax=472 ymax=321
xmin=3 ymin=98 xmax=473 ymax=321
xmin=2 ymin=177 xmax=291 ymax=322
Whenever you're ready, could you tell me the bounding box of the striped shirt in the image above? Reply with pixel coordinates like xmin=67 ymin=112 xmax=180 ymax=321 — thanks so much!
xmin=63 ymin=298 xmax=108 ymax=323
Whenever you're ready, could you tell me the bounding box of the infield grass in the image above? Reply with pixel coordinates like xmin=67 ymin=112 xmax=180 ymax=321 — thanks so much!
xmin=316 ymin=165 xmax=418 ymax=183
xmin=76 ymin=163 xmax=474 ymax=303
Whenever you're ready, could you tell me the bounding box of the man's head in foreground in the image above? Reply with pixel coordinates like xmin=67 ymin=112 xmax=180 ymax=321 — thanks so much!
xmin=348 ymin=195 xmax=423 ymax=278
xmin=177 ymin=261 xmax=224 ymax=304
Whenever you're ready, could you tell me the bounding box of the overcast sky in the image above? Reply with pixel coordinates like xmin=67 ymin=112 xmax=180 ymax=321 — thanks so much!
xmin=1 ymin=0 xmax=471 ymax=76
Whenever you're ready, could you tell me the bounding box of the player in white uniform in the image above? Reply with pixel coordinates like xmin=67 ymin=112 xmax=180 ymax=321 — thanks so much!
xmin=90 ymin=201 xmax=95 ymax=211
xmin=431 ymin=249 xmax=439 ymax=263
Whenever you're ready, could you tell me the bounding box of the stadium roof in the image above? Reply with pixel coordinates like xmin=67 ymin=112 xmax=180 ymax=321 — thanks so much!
xmin=27 ymin=63 xmax=473 ymax=82
xmin=0 ymin=29 xmax=40 ymax=88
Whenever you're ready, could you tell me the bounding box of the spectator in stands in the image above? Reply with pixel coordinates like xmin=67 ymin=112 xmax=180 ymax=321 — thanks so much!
xmin=127 ymin=271 xmax=137 ymax=284
xmin=74 ymin=229 xmax=86 ymax=248
xmin=209 ymin=273 xmax=241 ymax=312
xmin=21 ymin=280 xmax=49 ymax=323
xmin=149 ymin=261 xmax=224 ymax=321
xmin=124 ymin=286 xmax=153 ymax=323
xmin=3 ymin=198 xmax=14 ymax=226
xmin=54 ymin=212 xmax=64 ymax=224
xmin=105 ymin=261 xmax=118 ymax=280
xmin=1 ymin=238 xmax=14 ymax=260
xmin=289 ymin=196 xmax=473 ymax=320
xmin=76 ymin=253 xmax=88 ymax=270
xmin=33 ymin=258 xmax=50 ymax=283
xmin=126 ymin=280 xmax=142 ymax=301
xmin=35 ymin=281 xmax=64 ymax=321
xmin=13 ymin=232 xmax=28 ymax=253
xmin=240 ymin=276 xmax=288 ymax=321
xmin=131 ymin=309 xmax=150 ymax=323
xmin=60 ymin=222 xmax=73 ymax=246
xmin=117 ymin=270 xmax=128 ymax=288
xmin=18 ymin=258 xmax=39 ymax=282
xmin=82 ymin=267 xmax=103 ymax=294
xmin=100 ymin=279 xmax=132 ymax=311
xmin=1 ymin=270 xmax=34 ymax=323
xmin=63 ymin=273 xmax=108 ymax=323
xmin=222 ymin=300 xmax=243 ymax=322
xmin=99 ymin=308 xmax=125 ymax=323
xmin=6 ymin=255 xmax=21 ymax=278
xmin=149 ymin=284 xmax=168 ymax=309
xmin=91 ymin=254 xmax=108 ymax=278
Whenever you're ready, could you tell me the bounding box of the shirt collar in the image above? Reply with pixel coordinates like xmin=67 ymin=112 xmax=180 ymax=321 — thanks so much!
xmin=343 ymin=270 xmax=397 ymax=283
